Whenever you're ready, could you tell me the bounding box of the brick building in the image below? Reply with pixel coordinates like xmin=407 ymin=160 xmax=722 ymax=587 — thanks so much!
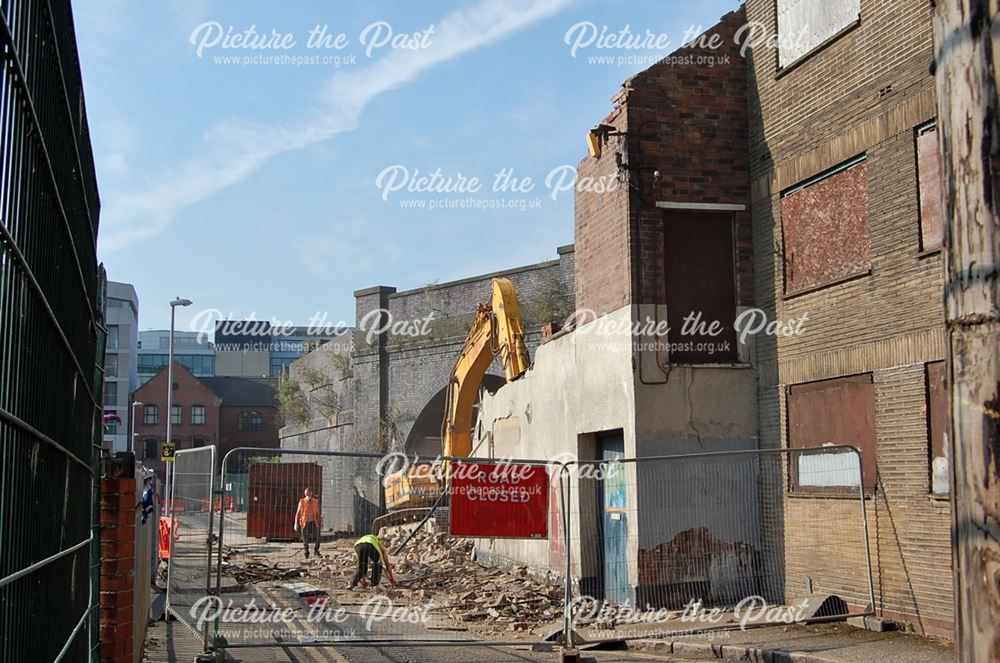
xmin=745 ymin=0 xmax=950 ymax=637
xmin=474 ymin=1 xmax=953 ymax=639
xmin=134 ymin=363 xmax=279 ymax=478
xmin=203 ymin=376 xmax=283 ymax=468
xmin=272 ymin=1 xmax=953 ymax=637
xmin=477 ymin=9 xmax=762 ymax=608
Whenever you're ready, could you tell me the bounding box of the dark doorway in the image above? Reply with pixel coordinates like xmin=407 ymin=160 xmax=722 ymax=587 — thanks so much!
xmin=663 ymin=210 xmax=738 ymax=363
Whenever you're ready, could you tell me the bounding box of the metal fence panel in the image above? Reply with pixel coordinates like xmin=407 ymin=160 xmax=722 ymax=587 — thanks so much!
xmin=560 ymin=446 xmax=874 ymax=642
xmin=212 ymin=448 xmax=388 ymax=648
xmin=210 ymin=449 xmax=560 ymax=652
xmin=166 ymin=446 xmax=217 ymax=644
xmin=0 ymin=0 xmax=103 ymax=660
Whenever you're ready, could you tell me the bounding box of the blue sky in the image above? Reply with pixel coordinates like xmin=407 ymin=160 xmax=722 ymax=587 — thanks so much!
xmin=76 ymin=0 xmax=740 ymax=332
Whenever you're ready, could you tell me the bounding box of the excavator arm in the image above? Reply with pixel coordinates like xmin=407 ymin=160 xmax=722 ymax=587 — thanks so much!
xmin=442 ymin=278 xmax=530 ymax=457
xmin=382 ymin=278 xmax=529 ymax=513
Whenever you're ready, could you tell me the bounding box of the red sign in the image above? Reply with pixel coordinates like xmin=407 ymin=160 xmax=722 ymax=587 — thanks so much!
xmin=449 ymin=463 xmax=549 ymax=539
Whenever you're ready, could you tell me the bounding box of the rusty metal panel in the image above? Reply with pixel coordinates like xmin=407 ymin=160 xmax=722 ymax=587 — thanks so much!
xmin=246 ymin=462 xmax=322 ymax=540
xmin=777 ymin=0 xmax=861 ymax=67
xmin=926 ymin=361 xmax=948 ymax=493
xmin=787 ymin=374 xmax=877 ymax=492
xmin=917 ymin=127 xmax=944 ymax=250
xmin=782 ymin=160 xmax=870 ymax=293
xmin=663 ymin=211 xmax=738 ymax=363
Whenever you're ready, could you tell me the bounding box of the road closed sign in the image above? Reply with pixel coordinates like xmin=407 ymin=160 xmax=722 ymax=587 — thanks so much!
xmin=449 ymin=462 xmax=549 ymax=539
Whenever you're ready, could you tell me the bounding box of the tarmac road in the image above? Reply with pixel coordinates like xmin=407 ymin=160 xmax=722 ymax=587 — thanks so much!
xmin=144 ymin=618 xmax=710 ymax=663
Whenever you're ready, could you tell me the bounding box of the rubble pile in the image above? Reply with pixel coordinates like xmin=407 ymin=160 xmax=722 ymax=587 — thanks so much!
xmin=320 ymin=523 xmax=565 ymax=635
xmin=223 ymin=557 xmax=306 ymax=585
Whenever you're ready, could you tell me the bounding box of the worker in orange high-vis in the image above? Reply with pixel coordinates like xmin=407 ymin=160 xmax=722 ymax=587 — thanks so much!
xmin=293 ymin=487 xmax=322 ymax=558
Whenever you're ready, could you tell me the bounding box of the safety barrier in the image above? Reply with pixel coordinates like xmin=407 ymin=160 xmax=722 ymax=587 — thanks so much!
xmin=165 ymin=445 xmax=875 ymax=656
xmin=557 ymin=445 xmax=875 ymax=645
xmin=166 ymin=446 xmax=217 ymax=649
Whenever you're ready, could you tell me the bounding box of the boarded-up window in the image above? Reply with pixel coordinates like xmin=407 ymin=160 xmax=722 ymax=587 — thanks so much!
xmin=788 ymin=374 xmax=877 ymax=493
xmin=777 ymin=0 xmax=861 ymax=68
xmin=782 ymin=158 xmax=870 ymax=294
xmin=926 ymin=361 xmax=949 ymax=495
xmin=917 ymin=125 xmax=943 ymax=251
xmin=663 ymin=210 xmax=738 ymax=364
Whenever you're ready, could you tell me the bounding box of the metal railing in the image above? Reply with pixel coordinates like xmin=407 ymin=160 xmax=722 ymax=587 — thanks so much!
xmin=166 ymin=446 xmax=217 ymax=649
xmin=205 ymin=448 xmax=561 ymax=651
xmin=0 ymin=0 xmax=103 ymax=660
xmin=557 ymin=445 xmax=875 ymax=645
xmin=167 ymin=445 xmax=876 ymax=655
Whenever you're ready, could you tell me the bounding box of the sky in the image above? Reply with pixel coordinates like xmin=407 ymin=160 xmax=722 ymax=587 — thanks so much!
xmin=76 ymin=0 xmax=740 ymax=333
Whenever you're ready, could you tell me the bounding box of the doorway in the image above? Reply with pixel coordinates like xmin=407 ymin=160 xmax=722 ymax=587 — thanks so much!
xmin=597 ymin=431 xmax=630 ymax=604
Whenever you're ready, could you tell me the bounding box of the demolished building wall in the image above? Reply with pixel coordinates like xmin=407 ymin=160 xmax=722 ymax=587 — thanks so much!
xmin=475 ymin=9 xmax=760 ymax=607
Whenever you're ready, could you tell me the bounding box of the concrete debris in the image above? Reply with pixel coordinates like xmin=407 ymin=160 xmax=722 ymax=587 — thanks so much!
xmin=280 ymin=581 xmax=327 ymax=597
xmin=316 ymin=523 xmax=565 ymax=636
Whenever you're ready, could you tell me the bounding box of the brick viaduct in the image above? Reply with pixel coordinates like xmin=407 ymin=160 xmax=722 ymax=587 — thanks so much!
xmin=279 ymin=245 xmax=574 ymax=457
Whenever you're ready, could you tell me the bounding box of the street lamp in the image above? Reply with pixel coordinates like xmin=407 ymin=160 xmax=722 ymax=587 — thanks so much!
xmin=164 ymin=297 xmax=191 ymax=617
xmin=130 ymin=400 xmax=144 ymax=459
xmin=164 ymin=297 xmax=192 ymax=518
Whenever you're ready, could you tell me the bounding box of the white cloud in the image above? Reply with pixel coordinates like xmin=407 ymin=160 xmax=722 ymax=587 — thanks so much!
xmin=99 ymin=0 xmax=575 ymax=252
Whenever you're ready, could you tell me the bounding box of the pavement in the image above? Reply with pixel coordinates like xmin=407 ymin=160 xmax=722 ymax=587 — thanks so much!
xmin=143 ymin=609 xmax=954 ymax=663
xmin=142 ymin=617 xmax=700 ymax=662
xmin=620 ymin=621 xmax=953 ymax=663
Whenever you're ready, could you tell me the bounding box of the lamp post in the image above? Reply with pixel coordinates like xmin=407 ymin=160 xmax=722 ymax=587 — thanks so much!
xmin=164 ymin=298 xmax=192 ymax=517
xmin=130 ymin=400 xmax=143 ymax=460
xmin=163 ymin=297 xmax=191 ymax=617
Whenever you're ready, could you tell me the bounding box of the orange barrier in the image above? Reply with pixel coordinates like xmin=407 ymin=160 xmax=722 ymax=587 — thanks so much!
xmin=213 ymin=495 xmax=234 ymax=512
xmin=156 ymin=495 xmax=187 ymax=514
xmin=158 ymin=517 xmax=181 ymax=560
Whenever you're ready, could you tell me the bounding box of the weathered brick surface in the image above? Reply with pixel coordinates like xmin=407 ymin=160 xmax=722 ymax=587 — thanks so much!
xmin=133 ymin=363 xmax=221 ymax=477
xmin=575 ymin=9 xmax=753 ymax=316
xmin=746 ymin=0 xmax=951 ymax=637
xmin=99 ymin=476 xmax=136 ymax=662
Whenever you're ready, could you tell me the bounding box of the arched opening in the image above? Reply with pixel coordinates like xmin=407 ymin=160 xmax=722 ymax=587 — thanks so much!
xmin=403 ymin=374 xmax=506 ymax=458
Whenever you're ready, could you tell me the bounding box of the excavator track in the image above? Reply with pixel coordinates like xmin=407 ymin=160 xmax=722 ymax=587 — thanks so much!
xmin=372 ymin=506 xmax=450 ymax=536
xmin=372 ymin=507 xmax=433 ymax=535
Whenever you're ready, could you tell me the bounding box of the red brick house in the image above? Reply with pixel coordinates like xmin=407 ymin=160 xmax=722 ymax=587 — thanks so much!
xmin=201 ymin=376 xmax=282 ymax=471
xmin=133 ymin=363 xmax=279 ymax=479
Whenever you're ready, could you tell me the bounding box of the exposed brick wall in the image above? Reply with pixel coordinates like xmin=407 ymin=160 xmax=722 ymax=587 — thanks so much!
xmin=99 ymin=477 xmax=136 ymax=663
xmin=575 ymin=102 xmax=631 ymax=318
xmin=575 ymin=9 xmax=753 ymax=315
xmin=218 ymin=404 xmax=281 ymax=460
xmin=746 ymin=0 xmax=951 ymax=636
xmin=387 ymin=247 xmax=575 ymax=331
xmin=133 ymin=363 xmax=221 ymax=478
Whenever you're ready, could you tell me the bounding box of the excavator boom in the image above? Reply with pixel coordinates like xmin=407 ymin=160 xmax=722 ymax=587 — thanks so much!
xmin=382 ymin=277 xmax=529 ymax=512
xmin=443 ymin=278 xmax=529 ymax=457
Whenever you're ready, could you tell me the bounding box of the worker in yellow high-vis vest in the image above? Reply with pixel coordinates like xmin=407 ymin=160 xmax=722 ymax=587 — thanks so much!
xmin=348 ymin=534 xmax=396 ymax=589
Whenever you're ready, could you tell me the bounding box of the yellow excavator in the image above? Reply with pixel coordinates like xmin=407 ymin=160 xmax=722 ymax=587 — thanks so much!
xmin=382 ymin=277 xmax=531 ymax=512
